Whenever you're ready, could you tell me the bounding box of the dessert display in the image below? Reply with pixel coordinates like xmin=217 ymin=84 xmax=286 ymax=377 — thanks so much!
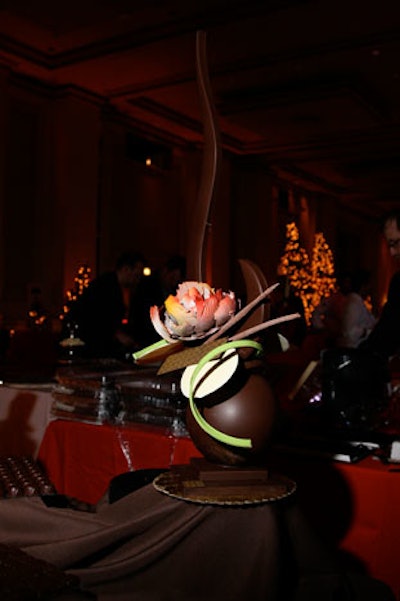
xmin=128 ymin=279 xmax=300 ymax=503
xmin=134 ymin=280 xmax=298 ymax=467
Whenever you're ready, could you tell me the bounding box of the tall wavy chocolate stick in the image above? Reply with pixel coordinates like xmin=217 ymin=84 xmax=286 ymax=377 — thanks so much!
xmin=186 ymin=30 xmax=221 ymax=283
xmin=237 ymin=258 xmax=271 ymax=333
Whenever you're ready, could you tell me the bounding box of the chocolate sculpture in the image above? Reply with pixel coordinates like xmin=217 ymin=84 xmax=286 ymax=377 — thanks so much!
xmin=133 ymin=33 xmax=298 ymax=502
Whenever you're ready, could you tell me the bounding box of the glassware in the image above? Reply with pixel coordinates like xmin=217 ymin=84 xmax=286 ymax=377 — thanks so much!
xmin=95 ymin=376 xmax=122 ymax=424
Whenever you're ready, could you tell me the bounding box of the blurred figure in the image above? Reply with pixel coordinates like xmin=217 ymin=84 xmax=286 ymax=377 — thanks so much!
xmin=311 ymin=272 xmax=352 ymax=347
xmin=68 ymin=251 xmax=145 ymax=359
xmin=132 ymin=255 xmax=186 ymax=347
xmin=361 ymin=211 xmax=400 ymax=360
xmin=336 ymin=268 xmax=376 ymax=348
xmin=270 ymin=277 xmax=307 ymax=348
xmin=144 ymin=255 xmax=186 ymax=305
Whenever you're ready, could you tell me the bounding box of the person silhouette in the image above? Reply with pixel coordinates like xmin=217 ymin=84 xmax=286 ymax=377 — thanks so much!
xmin=68 ymin=251 xmax=146 ymax=359
xmin=131 ymin=255 xmax=186 ymax=347
xmin=361 ymin=211 xmax=400 ymax=360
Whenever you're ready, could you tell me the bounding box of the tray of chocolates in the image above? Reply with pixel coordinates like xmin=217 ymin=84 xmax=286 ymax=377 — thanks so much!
xmin=0 ymin=456 xmax=56 ymax=498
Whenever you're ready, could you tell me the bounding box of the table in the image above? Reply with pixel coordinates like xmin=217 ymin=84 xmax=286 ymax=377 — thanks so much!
xmin=38 ymin=418 xmax=400 ymax=600
xmin=3 ymin=484 xmax=389 ymax=601
xmin=267 ymin=452 xmax=400 ymax=601
xmin=0 ymin=383 xmax=54 ymax=458
xmin=38 ymin=419 xmax=202 ymax=504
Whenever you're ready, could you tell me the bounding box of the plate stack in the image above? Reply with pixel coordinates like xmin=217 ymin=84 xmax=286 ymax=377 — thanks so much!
xmin=52 ymin=361 xmax=187 ymax=429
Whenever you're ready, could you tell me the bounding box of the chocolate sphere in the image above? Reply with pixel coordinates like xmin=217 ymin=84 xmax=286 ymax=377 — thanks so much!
xmin=186 ymin=371 xmax=276 ymax=466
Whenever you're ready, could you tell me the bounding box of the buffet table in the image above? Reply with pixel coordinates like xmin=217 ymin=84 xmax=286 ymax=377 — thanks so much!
xmin=38 ymin=419 xmax=400 ymax=600
xmin=0 ymin=383 xmax=54 ymax=457
xmin=38 ymin=419 xmax=202 ymax=504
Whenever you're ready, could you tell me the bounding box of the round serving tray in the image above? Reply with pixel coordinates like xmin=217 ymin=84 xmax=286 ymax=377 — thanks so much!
xmin=153 ymin=468 xmax=296 ymax=507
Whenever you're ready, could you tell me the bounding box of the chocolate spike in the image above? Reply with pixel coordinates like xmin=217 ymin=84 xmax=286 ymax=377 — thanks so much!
xmin=207 ymin=283 xmax=280 ymax=342
xmin=229 ymin=313 xmax=300 ymax=342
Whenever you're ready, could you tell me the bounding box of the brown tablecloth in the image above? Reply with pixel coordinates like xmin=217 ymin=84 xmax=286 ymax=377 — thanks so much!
xmin=0 ymin=484 xmax=395 ymax=601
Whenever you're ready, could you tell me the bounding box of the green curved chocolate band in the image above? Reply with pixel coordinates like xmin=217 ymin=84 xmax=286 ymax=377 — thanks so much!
xmin=188 ymin=339 xmax=263 ymax=448
xmin=132 ymin=338 xmax=170 ymax=362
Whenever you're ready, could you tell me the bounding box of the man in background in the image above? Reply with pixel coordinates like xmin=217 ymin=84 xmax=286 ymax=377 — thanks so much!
xmin=336 ymin=269 xmax=376 ymax=349
xmin=361 ymin=211 xmax=400 ymax=360
xmin=131 ymin=255 xmax=186 ymax=348
xmin=311 ymin=272 xmax=352 ymax=347
xmin=69 ymin=251 xmax=145 ymax=359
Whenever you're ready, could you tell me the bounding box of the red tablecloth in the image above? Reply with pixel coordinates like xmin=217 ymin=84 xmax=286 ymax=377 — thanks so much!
xmin=38 ymin=419 xmax=400 ymax=600
xmin=38 ymin=419 xmax=201 ymax=505
xmin=267 ymin=452 xmax=400 ymax=601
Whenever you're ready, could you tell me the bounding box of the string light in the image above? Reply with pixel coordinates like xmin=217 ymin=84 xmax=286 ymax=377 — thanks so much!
xmin=60 ymin=264 xmax=92 ymax=320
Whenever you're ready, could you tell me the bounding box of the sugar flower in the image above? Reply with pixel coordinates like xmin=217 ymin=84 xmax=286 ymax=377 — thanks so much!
xmin=150 ymin=281 xmax=236 ymax=342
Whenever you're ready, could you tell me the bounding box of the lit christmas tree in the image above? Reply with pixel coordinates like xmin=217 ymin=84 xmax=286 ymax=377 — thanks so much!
xmin=69 ymin=265 xmax=92 ymax=301
xmin=311 ymin=232 xmax=336 ymax=299
xmin=277 ymin=221 xmax=310 ymax=300
xmin=305 ymin=232 xmax=336 ymax=324
xmin=61 ymin=264 xmax=92 ymax=320
xmin=277 ymin=223 xmax=336 ymax=325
